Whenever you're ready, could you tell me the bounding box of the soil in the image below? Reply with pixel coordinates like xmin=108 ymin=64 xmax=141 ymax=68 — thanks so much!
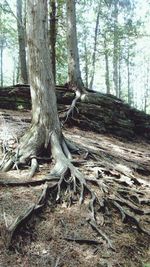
xmin=0 ymin=109 xmax=150 ymax=267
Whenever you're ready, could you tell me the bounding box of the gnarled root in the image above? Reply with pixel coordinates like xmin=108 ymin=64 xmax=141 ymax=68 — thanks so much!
xmin=0 ymin=125 xmax=46 ymax=177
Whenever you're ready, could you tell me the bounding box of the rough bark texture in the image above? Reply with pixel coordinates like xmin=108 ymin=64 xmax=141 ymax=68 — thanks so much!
xmin=17 ymin=0 xmax=28 ymax=84
xmin=1 ymin=84 xmax=150 ymax=141
xmin=49 ymin=0 xmax=57 ymax=83
xmin=0 ymin=0 xmax=70 ymax=176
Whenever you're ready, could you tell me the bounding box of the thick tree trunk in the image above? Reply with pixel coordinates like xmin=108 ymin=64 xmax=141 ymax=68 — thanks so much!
xmin=66 ymin=0 xmax=83 ymax=89
xmin=49 ymin=0 xmax=57 ymax=83
xmin=1 ymin=0 xmax=76 ymax=177
xmin=17 ymin=0 xmax=28 ymax=84
xmin=27 ymin=0 xmax=61 ymax=144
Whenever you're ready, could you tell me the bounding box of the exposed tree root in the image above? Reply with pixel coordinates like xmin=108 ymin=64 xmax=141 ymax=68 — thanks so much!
xmin=3 ymin=182 xmax=57 ymax=248
xmin=63 ymin=86 xmax=87 ymax=124
xmin=0 ymin=125 xmax=46 ymax=177
xmin=1 ymin=129 xmax=149 ymax=251
xmin=63 ymin=88 xmax=81 ymax=124
xmin=64 ymin=236 xmax=102 ymax=245
xmin=88 ymin=219 xmax=114 ymax=250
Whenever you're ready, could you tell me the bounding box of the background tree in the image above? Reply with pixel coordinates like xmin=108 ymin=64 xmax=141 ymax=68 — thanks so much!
xmin=0 ymin=1 xmax=18 ymax=86
xmin=66 ymin=0 xmax=84 ymax=90
xmin=16 ymin=0 xmax=28 ymax=84
xmin=2 ymin=0 xmax=82 ymax=183
xmin=49 ymin=0 xmax=57 ymax=83
xmin=89 ymin=2 xmax=101 ymax=90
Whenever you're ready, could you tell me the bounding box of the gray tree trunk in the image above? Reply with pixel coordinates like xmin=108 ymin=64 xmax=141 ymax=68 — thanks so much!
xmin=49 ymin=0 xmax=57 ymax=83
xmin=118 ymin=54 xmax=122 ymax=99
xmin=113 ymin=0 xmax=119 ymax=97
xmin=66 ymin=0 xmax=83 ymax=89
xmin=127 ymin=47 xmax=131 ymax=105
xmin=0 ymin=43 xmax=3 ymax=87
xmin=17 ymin=0 xmax=28 ymax=84
xmin=84 ymin=41 xmax=89 ymax=88
xmin=104 ymin=36 xmax=110 ymax=94
xmin=27 ymin=0 xmax=60 ymax=139
xmin=2 ymin=0 xmax=74 ymax=175
xmin=89 ymin=3 xmax=101 ymax=90
xmin=144 ymin=65 xmax=149 ymax=113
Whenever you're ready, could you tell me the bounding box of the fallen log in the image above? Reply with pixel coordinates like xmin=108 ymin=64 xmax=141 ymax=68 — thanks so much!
xmin=0 ymin=84 xmax=150 ymax=140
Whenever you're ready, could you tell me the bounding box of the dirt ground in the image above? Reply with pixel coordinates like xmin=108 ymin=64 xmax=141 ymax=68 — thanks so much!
xmin=0 ymin=109 xmax=150 ymax=267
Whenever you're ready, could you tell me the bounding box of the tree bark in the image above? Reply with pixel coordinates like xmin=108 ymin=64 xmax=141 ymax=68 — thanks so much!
xmin=66 ymin=0 xmax=83 ymax=90
xmin=144 ymin=64 xmax=149 ymax=113
xmin=113 ymin=0 xmax=119 ymax=97
xmin=16 ymin=0 xmax=28 ymax=84
xmin=49 ymin=0 xmax=57 ymax=83
xmin=104 ymin=36 xmax=110 ymax=94
xmin=127 ymin=42 xmax=133 ymax=106
xmin=84 ymin=41 xmax=89 ymax=88
xmin=26 ymin=0 xmax=61 ymax=144
xmin=0 ymin=42 xmax=3 ymax=87
xmin=89 ymin=3 xmax=101 ymax=90
xmin=2 ymin=0 xmax=75 ymax=177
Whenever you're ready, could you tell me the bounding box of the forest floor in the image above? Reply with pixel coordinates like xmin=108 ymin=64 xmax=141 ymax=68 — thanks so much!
xmin=0 ymin=108 xmax=150 ymax=267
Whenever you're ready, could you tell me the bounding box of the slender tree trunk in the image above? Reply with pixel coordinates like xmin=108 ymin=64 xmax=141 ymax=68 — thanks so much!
xmin=17 ymin=0 xmax=28 ymax=84
xmin=12 ymin=57 xmax=16 ymax=85
xmin=89 ymin=3 xmax=101 ymax=90
xmin=50 ymin=0 xmax=57 ymax=83
xmin=113 ymin=0 xmax=119 ymax=97
xmin=127 ymin=44 xmax=132 ymax=106
xmin=0 ymin=44 xmax=3 ymax=87
xmin=16 ymin=55 xmax=20 ymax=84
xmin=84 ymin=41 xmax=88 ymax=88
xmin=118 ymin=54 xmax=122 ymax=99
xmin=104 ymin=37 xmax=110 ymax=94
xmin=66 ymin=0 xmax=83 ymax=89
xmin=144 ymin=65 xmax=149 ymax=113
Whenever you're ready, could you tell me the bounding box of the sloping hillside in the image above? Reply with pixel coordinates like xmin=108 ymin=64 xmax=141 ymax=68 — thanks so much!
xmin=0 ymin=84 xmax=150 ymax=140
xmin=0 ymin=87 xmax=150 ymax=267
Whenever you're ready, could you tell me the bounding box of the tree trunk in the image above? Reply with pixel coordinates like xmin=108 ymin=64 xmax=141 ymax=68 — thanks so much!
xmin=17 ymin=0 xmax=28 ymax=84
xmin=118 ymin=48 xmax=122 ymax=99
xmin=0 ymin=43 xmax=3 ymax=87
xmin=89 ymin=3 xmax=101 ymax=90
xmin=144 ymin=65 xmax=149 ymax=113
xmin=127 ymin=41 xmax=133 ymax=106
xmin=2 ymin=0 xmax=75 ymax=177
xmin=127 ymin=48 xmax=131 ymax=105
xmin=49 ymin=0 xmax=57 ymax=83
xmin=104 ymin=36 xmax=110 ymax=94
xmin=113 ymin=0 xmax=119 ymax=97
xmin=27 ymin=0 xmax=61 ymax=144
xmin=66 ymin=0 xmax=83 ymax=89
xmin=84 ymin=41 xmax=88 ymax=88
